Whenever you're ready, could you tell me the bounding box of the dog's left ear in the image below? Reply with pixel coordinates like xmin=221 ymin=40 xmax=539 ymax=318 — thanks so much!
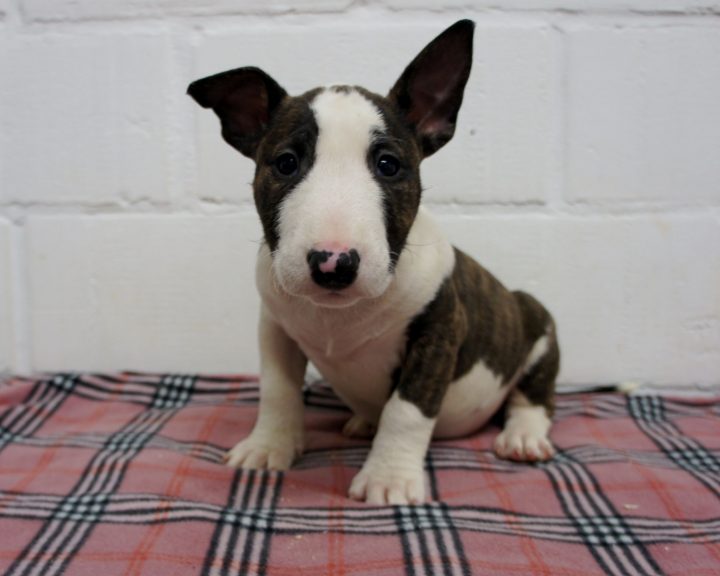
xmin=388 ymin=20 xmax=474 ymax=158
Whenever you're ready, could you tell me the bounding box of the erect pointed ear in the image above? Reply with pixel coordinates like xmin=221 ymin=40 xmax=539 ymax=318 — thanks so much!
xmin=388 ymin=20 xmax=474 ymax=158
xmin=187 ymin=67 xmax=287 ymax=159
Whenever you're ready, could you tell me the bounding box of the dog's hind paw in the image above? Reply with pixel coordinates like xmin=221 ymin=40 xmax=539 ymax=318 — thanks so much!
xmin=494 ymin=428 xmax=555 ymax=462
xmin=348 ymin=464 xmax=425 ymax=505
xmin=494 ymin=398 xmax=555 ymax=462
xmin=224 ymin=433 xmax=299 ymax=471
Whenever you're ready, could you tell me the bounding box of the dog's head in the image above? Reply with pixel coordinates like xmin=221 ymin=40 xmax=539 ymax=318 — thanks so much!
xmin=188 ymin=20 xmax=474 ymax=308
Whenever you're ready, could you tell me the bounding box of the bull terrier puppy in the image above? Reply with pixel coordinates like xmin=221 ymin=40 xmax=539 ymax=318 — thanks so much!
xmin=188 ymin=20 xmax=560 ymax=505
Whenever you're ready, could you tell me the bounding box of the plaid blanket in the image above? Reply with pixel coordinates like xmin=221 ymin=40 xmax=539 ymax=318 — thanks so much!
xmin=0 ymin=373 xmax=717 ymax=576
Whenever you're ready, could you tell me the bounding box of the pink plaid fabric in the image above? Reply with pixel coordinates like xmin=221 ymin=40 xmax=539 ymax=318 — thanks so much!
xmin=0 ymin=373 xmax=718 ymax=575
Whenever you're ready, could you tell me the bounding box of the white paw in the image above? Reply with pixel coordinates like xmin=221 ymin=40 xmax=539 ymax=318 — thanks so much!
xmin=224 ymin=432 xmax=300 ymax=471
xmin=494 ymin=428 xmax=555 ymax=462
xmin=342 ymin=414 xmax=376 ymax=438
xmin=348 ymin=462 xmax=425 ymax=505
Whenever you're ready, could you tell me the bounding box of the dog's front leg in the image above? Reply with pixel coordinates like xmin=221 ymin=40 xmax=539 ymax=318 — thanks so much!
xmin=348 ymin=390 xmax=437 ymax=505
xmin=225 ymin=306 xmax=307 ymax=470
xmin=349 ymin=291 xmax=461 ymax=505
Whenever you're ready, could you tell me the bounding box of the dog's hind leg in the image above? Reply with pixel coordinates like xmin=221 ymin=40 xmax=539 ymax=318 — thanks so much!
xmin=494 ymin=292 xmax=560 ymax=462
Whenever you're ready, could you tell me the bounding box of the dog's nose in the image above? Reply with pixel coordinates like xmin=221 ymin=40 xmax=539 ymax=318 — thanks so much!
xmin=307 ymin=246 xmax=361 ymax=290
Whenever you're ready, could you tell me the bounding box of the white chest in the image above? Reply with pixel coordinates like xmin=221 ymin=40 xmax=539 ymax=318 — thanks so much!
xmin=261 ymin=280 xmax=410 ymax=423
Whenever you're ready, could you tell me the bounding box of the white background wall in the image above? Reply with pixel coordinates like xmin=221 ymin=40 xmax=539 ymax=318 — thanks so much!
xmin=0 ymin=0 xmax=719 ymax=386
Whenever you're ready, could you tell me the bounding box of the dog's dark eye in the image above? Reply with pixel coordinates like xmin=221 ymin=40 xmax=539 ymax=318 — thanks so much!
xmin=376 ymin=154 xmax=400 ymax=178
xmin=275 ymin=152 xmax=299 ymax=176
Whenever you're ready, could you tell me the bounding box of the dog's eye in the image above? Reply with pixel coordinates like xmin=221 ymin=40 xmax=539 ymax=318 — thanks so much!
xmin=275 ymin=152 xmax=299 ymax=176
xmin=376 ymin=154 xmax=400 ymax=178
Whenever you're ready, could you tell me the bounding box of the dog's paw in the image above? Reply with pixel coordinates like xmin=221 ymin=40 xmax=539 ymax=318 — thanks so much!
xmin=224 ymin=433 xmax=299 ymax=471
xmin=348 ymin=463 xmax=425 ymax=505
xmin=494 ymin=428 xmax=555 ymax=462
xmin=342 ymin=414 xmax=376 ymax=438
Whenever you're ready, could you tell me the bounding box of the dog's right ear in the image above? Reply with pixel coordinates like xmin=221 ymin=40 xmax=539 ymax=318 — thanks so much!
xmin=187 ymin=67 xmax=287 ymax=159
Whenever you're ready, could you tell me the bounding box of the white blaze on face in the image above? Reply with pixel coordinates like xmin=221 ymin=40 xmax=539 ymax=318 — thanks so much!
xmin=274 ymin=88 xmax=392 ymax=305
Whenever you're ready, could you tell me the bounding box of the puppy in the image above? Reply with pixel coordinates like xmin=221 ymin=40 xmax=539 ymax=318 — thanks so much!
xmin=188 ymin=19 xmax=560 ymax=505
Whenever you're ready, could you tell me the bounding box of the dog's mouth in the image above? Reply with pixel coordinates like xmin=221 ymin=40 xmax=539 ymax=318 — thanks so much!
xmin=307 ymin=289 xmax=361 ymax=309
xmin=306 ymin=273 xmax=394 ymax=307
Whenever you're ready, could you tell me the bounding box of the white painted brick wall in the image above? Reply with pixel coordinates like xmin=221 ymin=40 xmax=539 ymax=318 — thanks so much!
xmin=381 ymin=0 xmax=720 ymax=12
xmin=27 ymin=214 xmax=262 ymax=373
xmin=0 ymin=31 xmax=173 ymax=206
xmin=18 ymin=0 xmax=720 ymax=20
xmin=22 ymin=0 xmax=355 ymax=22
xmin=0 ymin=1 xmax=718 ymax=386
xmin=0 ymin=220 xmax=11 ymax=373
xmin=566 ymin=25 xmax=720 ymax=205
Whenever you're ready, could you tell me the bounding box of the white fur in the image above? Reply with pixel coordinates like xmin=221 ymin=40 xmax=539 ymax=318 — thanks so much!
xmin=434 ymin=360 xmax=509 ymax=438
xmin=348 ymin=391 xmax=435 ymax=505
xmin=257 ymin=206 xmax=455 ymax=427
xmin=434 ymin=334 xmax=551 ymax=439
xmin=274 ymin=88 xmax=391 ymax=307
xmin=225 ymin=306 xmax=307 ymax=470
xmin=525 ymin=334 xmax=550 ymax=371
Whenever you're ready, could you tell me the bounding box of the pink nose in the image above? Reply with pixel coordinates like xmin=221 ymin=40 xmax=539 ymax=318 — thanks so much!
xmin=306 ymin=243 xmax=361 ymax=290
xmin=309 ymin=243 xmax=350 ymax=273
xmin=318 ymin=252 xmax=341 ymax=274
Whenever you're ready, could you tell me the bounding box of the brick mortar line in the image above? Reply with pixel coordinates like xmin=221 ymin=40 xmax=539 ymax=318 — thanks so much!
xmin=4 ymin=14 xmax=720 ymax=50
xmin=9 ymin=6 xmax=720 ymax=30
xmin=2 ymin=203 xmax=719 ymax=220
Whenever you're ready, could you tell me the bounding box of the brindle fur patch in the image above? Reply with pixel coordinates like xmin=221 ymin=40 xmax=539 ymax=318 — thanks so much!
xmin=394 ymin=272 xmax=465 ymax=418
xmin=357 ymin=87 xmax=425 ymax=267
xmin=395 ymin=247 xmax=559 ymax=418
xmin=252 ymin=89 xmax=322 ymax=251
xmin=513 ymin=291 xmax=559 ymax=415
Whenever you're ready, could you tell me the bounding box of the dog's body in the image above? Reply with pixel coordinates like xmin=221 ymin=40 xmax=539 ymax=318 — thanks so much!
xmin=189 ymin=20 xmax=560 ymax=505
